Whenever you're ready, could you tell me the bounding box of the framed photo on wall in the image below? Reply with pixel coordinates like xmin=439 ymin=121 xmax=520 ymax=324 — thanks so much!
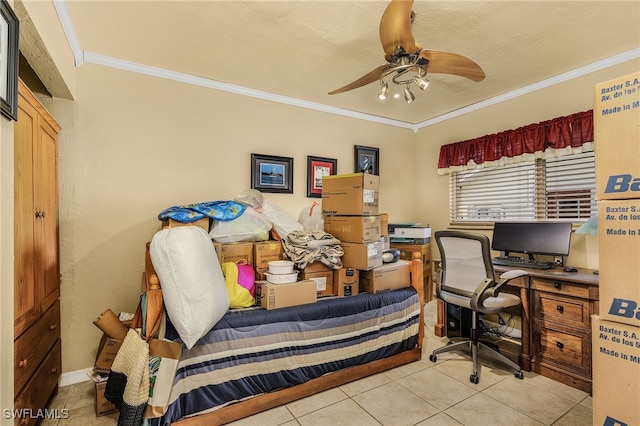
xmin=0 ymin=0 xmax=18 ymax=121
xmin=306 ymin=156 xmax=337 ymax=198
xmin=354 ymin=145 xmax=379 ymax=175
xmin=251 ymin=153 xmax=294 ymax=194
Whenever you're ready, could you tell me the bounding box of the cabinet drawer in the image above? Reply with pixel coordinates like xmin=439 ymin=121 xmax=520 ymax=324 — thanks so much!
xmin=530 ymin=277 xmax=590 ymax=299
xmin=533 ymin=291 xmax=591 ymax=328
xmin=533 ymin=319 xmax=590 ymax=375
xmin=14 ymin=301 xmax=60 ymax=394
xmin=14 ymin=339 xmax=61 ymax=426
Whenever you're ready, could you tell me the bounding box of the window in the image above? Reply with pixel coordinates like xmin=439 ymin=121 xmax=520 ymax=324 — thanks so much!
xmin=449 ymin=150 xmax=596 ymax=224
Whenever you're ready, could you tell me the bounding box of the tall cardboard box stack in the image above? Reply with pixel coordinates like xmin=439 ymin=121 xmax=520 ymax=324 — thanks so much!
xmin=592 ymin=71 xmax=640 ymax=426
xmin=321 ymin=173 xmax=410 ymax=294
xmin=322 ymin=173 xmax=383 ymax=273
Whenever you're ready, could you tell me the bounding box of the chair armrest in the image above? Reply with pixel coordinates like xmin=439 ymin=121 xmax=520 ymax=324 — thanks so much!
xmin=489 ymin=269 xmax=528 ymax=297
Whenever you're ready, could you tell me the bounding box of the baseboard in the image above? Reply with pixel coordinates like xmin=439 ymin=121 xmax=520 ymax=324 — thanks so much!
xmin=59 ymin=367 xmax=93 ymax=387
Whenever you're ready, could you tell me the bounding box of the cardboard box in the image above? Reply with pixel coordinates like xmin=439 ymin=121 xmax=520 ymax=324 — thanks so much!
xmin=300 ymin=262 xmax=332 ymax=273
xmin=260 ymin=280 xmax=317 ymax=310
xmin=334 ymin=267 xmax=359 ymax=297
xmin=300 ymin=269 xmax=335 ymax=297
xmin=321 ymin=173 xmax=379 ymax=216
xmin=592 ymin=315 xmax=640 ymax=426
xmin=598 ymin=199 xmax=640 ymax=326
xmin=253 ymin=241 xmax=285 ymax=270
xmin=214 ymin=242 xmax=254 ymax=267
xmin=95 ymin=381 xmax=117 ymax=416
xmin=94 ymin=334 xmax=123 ymax=374
xmin=379 ymin=213 xmax=389 ymax=236
xmin=359 ymin=260 xmax=411 ymax=294
xmin=341 ymin=241 xmax=383 ymax=271
xmin=594 ymin=71 xmax=640 ymax=201
xmin=161 ymin=217 xmax=210 ymax=231
xmin=323 ymin=215 xmax=381 ymax=243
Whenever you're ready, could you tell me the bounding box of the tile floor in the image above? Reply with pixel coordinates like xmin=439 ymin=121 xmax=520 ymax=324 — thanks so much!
xmin=43 ymin=322 xmax=592 ymax=426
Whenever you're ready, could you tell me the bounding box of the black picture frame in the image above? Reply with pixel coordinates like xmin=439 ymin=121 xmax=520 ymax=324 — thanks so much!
xmin=354 ymin=145 xmax=380 ymax=175
xmin=251 ymin=153 xmax=294 ymax=194
xmin=306 ymin=155 xmax=337 ymax=198
xmin=0 ymin=0 xmax=18 ymax=121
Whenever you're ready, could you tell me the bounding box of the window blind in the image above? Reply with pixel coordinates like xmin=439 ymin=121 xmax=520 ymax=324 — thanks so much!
xmin=450 ymin=150 xmax=595 ymax=224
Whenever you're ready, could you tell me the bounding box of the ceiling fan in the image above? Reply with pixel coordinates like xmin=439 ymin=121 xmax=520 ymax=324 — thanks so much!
xmin=328 ymin=0 xmax=485 ymax=103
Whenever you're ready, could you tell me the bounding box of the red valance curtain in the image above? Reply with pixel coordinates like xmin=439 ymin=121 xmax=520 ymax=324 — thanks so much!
xmin=437 ymin=110 xmax=593 ymax=174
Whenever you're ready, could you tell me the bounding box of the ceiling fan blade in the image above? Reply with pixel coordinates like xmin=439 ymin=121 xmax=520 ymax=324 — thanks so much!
xmin=328 ymin=64 xmax=389 ymax=95
xmin=379 ymin=0 xmax=417 ymax=61
xmin=419 ymin=50 xmax=486 ymax=82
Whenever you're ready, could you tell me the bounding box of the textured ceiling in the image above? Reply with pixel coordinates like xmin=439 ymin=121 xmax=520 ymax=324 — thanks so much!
xmin=64 ymin=1 xmax=640 ymax=125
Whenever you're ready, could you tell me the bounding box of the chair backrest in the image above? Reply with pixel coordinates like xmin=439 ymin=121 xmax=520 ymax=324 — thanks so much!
xmin=435 ymin=230 xmax=495 ymax=298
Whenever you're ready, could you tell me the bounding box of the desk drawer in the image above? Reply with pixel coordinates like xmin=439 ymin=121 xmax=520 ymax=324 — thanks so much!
xmin=530 ymin=277 xmax=590 ymax=299
xmin=533 ymin=291 xmax=591 ymax=328
xmin=533 ymin=319 xmax=590 ymax=375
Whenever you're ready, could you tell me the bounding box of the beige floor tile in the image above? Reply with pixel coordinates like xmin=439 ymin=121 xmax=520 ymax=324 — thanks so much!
xmin=286 ymin=387 xmax=348 ymax=418
xmin=339 ymin=371 xmax=392 ymax=397
xmin=415 ymin=412 xmax=463 ymax=426
xmin=58 ymin=404 xmax=117 ymax=426
xmin=521 ymin=371 xmax=589 ymax=403
xmin=352 ymin=381 xmax=439 ymax=426
xmin=227 ymin=405 xmax=295 ymax=426
xmin=482 ymin=376 xmax=577 ymax=424
xmin=297 ymin=399 xmax=379 ymax=426
xmin=382 ymin=358 xmax=429 ymax=381
xmin=580 ymin=395 xmax=593 ymax=409
xmin=396 ymin=367 xmax=476 ymax=411
xmin=445 ymin=393 xmax=544 ymax=426
xmin=551 ymin=404 xmax=593 ymax=426
xmin=433 ymin=357 xmax=512 ymax=390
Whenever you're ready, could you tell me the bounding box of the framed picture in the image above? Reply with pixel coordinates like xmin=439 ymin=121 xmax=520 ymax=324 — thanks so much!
xmin=0 ymin=0 xmax=18 ymax=121
xmin=251 ymin=153 xmax=294 ymax=194
xmin=306 ymin=156 xmax=337 ymax=198
xmin=354 ymin=145 xmax=379 ymax=175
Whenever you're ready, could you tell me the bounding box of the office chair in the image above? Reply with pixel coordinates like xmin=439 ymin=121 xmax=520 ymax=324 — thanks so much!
xmin=429 ymin=230 xmax=528 ymax=384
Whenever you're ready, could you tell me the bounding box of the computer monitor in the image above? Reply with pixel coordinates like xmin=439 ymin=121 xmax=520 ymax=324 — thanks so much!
xmin=491 ymin=222 xmax=572 ymax=257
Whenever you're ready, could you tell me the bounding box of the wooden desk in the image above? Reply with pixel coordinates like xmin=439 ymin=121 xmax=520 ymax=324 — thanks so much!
xmin=434 ymin=265 xmax=599 ymax=394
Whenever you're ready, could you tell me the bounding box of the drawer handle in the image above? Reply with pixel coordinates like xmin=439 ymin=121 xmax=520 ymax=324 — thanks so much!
xmin=556 ymin=341 xmax=564 ymax=350
xmin=556 ymin=305 xmax=564 ymax=314
xmin=554 ymin=282 xmax=562 ymax=289
xmin=18 ymin=358 xmax=28 ymax=368
xmin=51 ymin=367 xmax=58 ymax=374
xmin=49 ymin=324 xmax=57 ymax=331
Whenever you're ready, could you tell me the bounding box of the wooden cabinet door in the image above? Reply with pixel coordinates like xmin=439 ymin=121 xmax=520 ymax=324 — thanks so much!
xmin=14 ymin=93 xmax=39 ymax=337
xmin=34 ymin=119 xmax=59 ymax=312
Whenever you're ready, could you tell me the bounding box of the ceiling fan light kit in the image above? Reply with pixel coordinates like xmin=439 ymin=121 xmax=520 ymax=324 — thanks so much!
xmin=328 ymin=0 xmax=485 ymax=104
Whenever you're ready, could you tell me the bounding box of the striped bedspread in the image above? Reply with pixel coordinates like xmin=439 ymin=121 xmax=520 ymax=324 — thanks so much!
xmin=150 ymin=287 xmax=421 ymax=425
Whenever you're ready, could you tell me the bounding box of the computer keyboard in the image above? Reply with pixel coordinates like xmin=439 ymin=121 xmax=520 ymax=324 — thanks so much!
xmin=491 ymin=256 xmax=554 ymax=270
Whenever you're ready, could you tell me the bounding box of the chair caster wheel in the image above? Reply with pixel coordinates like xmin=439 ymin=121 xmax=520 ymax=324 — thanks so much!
xmin=514 ymin=370 xmax=524 ymax=380
xmin=470 ymin=374 xmax=479 ymax=384
xmin=429 ymin=354 xmax=437 ymax=362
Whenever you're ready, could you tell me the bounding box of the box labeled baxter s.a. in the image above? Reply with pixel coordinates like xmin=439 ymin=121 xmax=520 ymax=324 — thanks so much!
xmin=598 ymin=200 xmax=640 ymax=326
xmin=594 ymin=71 xmax=640 ymax=201
xmin=592 ymin=315 xmax=640 ymax=426
xmin=321 ymin=173 xmax=379 ymax=216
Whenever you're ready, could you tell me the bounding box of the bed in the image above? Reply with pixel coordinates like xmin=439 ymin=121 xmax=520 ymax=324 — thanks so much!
xmin=144 ymin=251 xmax=425 ymax=426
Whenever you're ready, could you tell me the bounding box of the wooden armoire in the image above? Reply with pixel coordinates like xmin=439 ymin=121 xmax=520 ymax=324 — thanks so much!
xmin=14 ymin=78 xmax=62 ymax=425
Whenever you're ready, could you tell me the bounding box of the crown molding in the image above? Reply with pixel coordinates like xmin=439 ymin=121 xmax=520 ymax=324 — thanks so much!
xmin=53 ymin=1 xmax=639 ymax=133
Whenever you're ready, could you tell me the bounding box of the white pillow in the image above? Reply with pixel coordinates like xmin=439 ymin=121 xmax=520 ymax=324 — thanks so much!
xmin=150 ymin=226 xmax=229 ymax=349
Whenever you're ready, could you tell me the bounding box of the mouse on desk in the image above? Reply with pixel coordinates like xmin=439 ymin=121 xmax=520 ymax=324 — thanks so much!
xmin=563 ymin=266 xmax=578 ymax=273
